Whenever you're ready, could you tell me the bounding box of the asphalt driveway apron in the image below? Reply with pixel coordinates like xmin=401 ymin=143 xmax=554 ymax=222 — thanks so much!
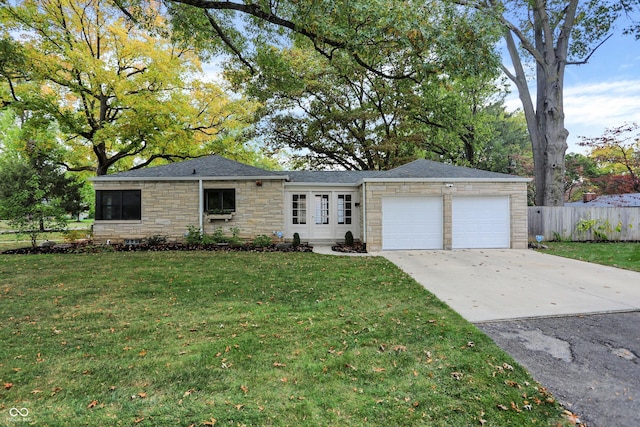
xmin=378 ymin=249 xmax=640 ymax=426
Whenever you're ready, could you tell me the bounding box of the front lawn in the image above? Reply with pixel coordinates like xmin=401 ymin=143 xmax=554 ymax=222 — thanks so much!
xmin=0 ymin=252 xmax=569 ymax=426
xmin=539 ymin=242 xmax=640 ymax=272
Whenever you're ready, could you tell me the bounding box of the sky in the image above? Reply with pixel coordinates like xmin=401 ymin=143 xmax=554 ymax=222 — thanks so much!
xmin=504 ymin=32 xmax=640 ymax=154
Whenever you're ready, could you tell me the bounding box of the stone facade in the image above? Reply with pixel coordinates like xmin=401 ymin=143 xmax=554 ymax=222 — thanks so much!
xmin=93 ymin=179 xmax=285 ymax=243
xmin=363 ymin=181 xmax=529 ymax=251
xmin=93 ymin=176 xmax=528 ymax=251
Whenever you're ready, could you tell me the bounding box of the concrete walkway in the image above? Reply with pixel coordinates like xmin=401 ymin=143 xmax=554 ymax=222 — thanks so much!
xmin=376 ymin=249 xmax=640 ymax=322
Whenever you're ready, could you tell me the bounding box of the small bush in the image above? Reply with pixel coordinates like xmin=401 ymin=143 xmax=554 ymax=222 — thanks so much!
xmin=252 ymin=234 xmax=272 ymax=248
xmin=63 ymin=228 xmax=92 ymax=242
xmin=185 ymin=226 xmax=204 ymax=244
xmin=145 ymin=235 xmax=168 ymax=246
xmin=292 ymin=232 xmax=301 ymax=247
xmin=345 ymin=230 xmax=354 ymax=246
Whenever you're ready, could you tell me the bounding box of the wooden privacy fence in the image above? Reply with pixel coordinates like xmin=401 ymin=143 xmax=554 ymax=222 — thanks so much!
xmin=528 ymin=207 xmax=640 ymax=242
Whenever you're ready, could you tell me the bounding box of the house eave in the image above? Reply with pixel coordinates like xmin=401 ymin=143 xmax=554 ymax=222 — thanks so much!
xmin=284 ymin=182 xmax=360 ymax=188
xmin=90 ymin=175 xmax=290 ymax=182
xmin=359 ymin=177 xmax=532 ymax=184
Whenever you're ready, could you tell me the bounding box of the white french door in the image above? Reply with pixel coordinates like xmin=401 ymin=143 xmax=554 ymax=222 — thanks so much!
xmin=286 ymin=190 xmax=359 ymax=241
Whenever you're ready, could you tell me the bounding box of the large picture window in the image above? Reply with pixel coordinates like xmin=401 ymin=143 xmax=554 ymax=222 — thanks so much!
xmin=96 ymin=190 xmax=141 ymax=220
xmin=205 ymin=189 xmax=236 ymax=214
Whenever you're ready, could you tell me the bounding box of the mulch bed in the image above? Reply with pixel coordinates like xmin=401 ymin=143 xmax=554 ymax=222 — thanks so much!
xmin=2 ymin=241 xmax=314 ymax=255
xmin=331 ymin=243 xmax=367 ymax=253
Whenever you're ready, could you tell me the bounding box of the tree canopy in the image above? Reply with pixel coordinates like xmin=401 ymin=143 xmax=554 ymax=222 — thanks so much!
xmin=456 ymin=0 xmax=640 ymax=205
xmin=579 ymin=123 xmax=640 ymax=194
xmin=0 ymin=0 xmax=260 ymax=175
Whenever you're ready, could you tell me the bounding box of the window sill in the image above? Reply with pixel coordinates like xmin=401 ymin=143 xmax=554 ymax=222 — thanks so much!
xmin=94 ymin=219 xmax=142 ymax=223
xmin=206 ymin=213 xmax=235 ymax=222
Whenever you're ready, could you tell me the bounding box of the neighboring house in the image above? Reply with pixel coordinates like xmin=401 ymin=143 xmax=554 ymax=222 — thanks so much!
xmin=565 ymin=193 xmax=640 ymax=207
xmin=91 ymin=155 xmax=530 ymax=251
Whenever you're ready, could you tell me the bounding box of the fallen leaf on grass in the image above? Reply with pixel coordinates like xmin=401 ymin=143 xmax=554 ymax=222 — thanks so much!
xmin=138 ymin=392 xmax=147 ymax=398
xmin=138 ymin=350 xmax=147 ymax=357
xmin=240 ymin=385 xmax=249 ymax=394
xmin=564 ymin=410 xmax=582 ymax=424
xmin=88 ymin=400 xmax=98 ymax=409
xmin=496 ymin=404 xmax=508 ymax=411
xmin=273 ymin=362 xmax=286 ymax=367
xmin=134 ymin=417 xmax=145 ymax=423
xmin=4 ymin=382 xmax=13 ymax=390
xmin=373 ymin=367 xmax=386 ymax=373
xmin=203 ymin=417 xmax=216 ymax=426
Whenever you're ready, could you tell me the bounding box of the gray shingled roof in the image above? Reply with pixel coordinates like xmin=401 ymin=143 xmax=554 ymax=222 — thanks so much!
xmin=93 ymin=155 xmax=523 ymax=182
xmin=565 ymin=193 xmax=640 ymax=207
xmin=379 ymin=159 xmax=519 ymax=179
xmin=284 ymin=170 xmax=381 ymax=183
xmin=94 ymin=155 xmax=284 ymax=179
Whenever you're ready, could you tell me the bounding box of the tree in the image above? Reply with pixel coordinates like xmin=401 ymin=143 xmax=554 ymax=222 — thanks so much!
xmin=228 ymin=43 xmax=511 ymax=171
xmin=456 ymin=0 xmax=640 ymax=206
xmin=564 ymin=153 xmax=601 ymax=201
xmin=0 ymin=0 xmax=258 ymax=175
xmin=0 ymin=153 xmax=84 ymax=247
xmin=579 ymin=122 xmax=640 ymax=194
xmin=473 ymin=106 xmax=532 ymax=175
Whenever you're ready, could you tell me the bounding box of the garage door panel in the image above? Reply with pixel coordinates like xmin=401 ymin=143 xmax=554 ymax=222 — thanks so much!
xmin=383 ymin=197 xmax=443 ymax=250
xmin=453 ymin=196 xmax=510 ymax=249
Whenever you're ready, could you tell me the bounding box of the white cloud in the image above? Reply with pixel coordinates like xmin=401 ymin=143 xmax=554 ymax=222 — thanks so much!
xmin=504 ymin=79 xmax=640 ymax=153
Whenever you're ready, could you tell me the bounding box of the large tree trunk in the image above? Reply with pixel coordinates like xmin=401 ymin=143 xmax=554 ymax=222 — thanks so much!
xmin=498 ymin=0 xmax=577 ymax=206
xmin=533 ymin=54 xmax=569 ymax=206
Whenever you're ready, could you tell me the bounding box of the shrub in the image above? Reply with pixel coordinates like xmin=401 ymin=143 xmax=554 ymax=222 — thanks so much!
xmin=228 ymin=227 xmax=243 ymax=245
xmin=292 ymin=232 xmax=301 ymax=247
xmin=145 ymin=235 xmax=168 ymax=246
xmin=63 ymin=228 xmax=92 ymax=242
xmin=345 ymin=230 xmax=354 ymax=246
xmin=185 ymin=226 xmax=204 ymax=244
xmin=252 ymin=234 xmax=272 ymax=248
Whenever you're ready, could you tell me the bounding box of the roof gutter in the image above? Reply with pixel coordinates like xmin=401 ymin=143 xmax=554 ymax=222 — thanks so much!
xmin=359 ymin=177 xmax=532 ymax=184
xmin=90 ymin=175 xmax=289 ymax=182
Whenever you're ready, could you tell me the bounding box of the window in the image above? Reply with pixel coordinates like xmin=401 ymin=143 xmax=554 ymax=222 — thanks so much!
xmin=96 ymin=190 xmax=141 ymax=220
xmin=337 ymin=194 xmax=352 ymax=225
xmin=205 ymin=189 xmax=236 ymax=214
xmin=292 ymin=194 xmax=307 ymax=224
xmin=314 ymin=194 xmax=329 ymax=225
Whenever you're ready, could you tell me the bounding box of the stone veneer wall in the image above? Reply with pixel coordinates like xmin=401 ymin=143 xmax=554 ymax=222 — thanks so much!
xmin=92 ymin=179 xmax=285 ymax=243
xmin=363 ymin=181 xmax=529 ymax=251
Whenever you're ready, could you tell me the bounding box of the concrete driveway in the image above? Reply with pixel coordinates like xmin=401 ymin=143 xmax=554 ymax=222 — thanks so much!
xmin=379 ymin=249 xmax=640 ymax=322
xmin=378 ymin=248 xmax=640 ymax=426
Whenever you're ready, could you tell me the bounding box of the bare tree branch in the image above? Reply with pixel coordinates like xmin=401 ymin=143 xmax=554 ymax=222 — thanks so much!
xmin=567 ymin=34 xmax=614 ymax=65
xmin=203 ymin=10 xmax=256 ymax=74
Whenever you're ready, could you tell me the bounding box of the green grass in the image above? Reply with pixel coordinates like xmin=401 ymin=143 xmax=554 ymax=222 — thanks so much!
xmin=0 ymin=252 xmax=568 ymax=426
xmin=539 ymin=242 xmax=640 ymax=272
xmin=0 ymin=221 xmax=92 ymax=251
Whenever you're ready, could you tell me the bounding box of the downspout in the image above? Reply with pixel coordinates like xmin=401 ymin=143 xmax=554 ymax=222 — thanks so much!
xmin=362 ymin=181 xmax=367 ymax=245
xmin=198 ymin=179 xmax=204 ymax=233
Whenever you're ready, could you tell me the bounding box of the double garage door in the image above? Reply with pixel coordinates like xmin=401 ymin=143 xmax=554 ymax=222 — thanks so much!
xmin=382 ymin=196 xmax=510 ymax=250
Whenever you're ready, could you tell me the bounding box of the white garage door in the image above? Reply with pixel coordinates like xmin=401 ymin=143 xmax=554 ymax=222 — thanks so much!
xmin=382 ymin=197 xmax=443 ymax=250
xmin=452 ymin=196 xmax=510 ymax=249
